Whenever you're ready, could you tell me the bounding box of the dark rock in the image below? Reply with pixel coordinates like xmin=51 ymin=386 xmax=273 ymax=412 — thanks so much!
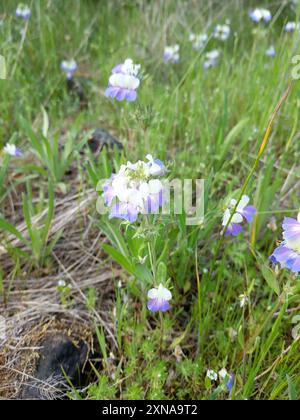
xmin=21 ymin=334 xmax=88 ymax=400
xmin=87 ymin=128 xmax=123 ymax=154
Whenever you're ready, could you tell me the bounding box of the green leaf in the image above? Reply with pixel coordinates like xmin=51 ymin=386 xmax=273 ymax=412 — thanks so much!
xmin=102 ymin=243 xmax=135 ymax=275
xmin=261 ymin=264 xmax=280 ymax=296
xmin=0 ymin=218 xmax=28 ymax=246
xmin=287 ymin=375 xmax=298 ymax=400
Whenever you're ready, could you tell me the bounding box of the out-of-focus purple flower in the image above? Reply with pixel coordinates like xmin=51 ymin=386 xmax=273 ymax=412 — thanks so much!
xmin=16 ymin=4 xmax=31 ymax=20
xmin=222 ymin=195 xmax=256 ymax=237
xmin=164 ymin=45 xmax=180 ymax=64
xmin=266 ymin=46 xmax=276 ymax=57
xmin=147 ymin=284 xmax=172 ymax=312
xmin=189 ymin=33 xmax=208 ymax=51
xmin=213 ymin=24 xmax=231 ymax=41
xmin=102 ymin=155 xmax=165 ymax=223
xmin=105 ymin=58 xmax=141 ymax=102
xmin=60 ymin=59 xmax=77 ymax=80
xmin=3 ymin=143 xmax=22 ymax=157
xmin=226 ymin=374 xmax=235 ymax=391
xmin=270 ymin=214 xmax=300 ymax=273
xmin=284 ymin=22 xmax=300 ymax=33
xmin=203 ymin=50 xmax=220 ymax=70
xmin=249 ymin=8 xmax=272 ymax=23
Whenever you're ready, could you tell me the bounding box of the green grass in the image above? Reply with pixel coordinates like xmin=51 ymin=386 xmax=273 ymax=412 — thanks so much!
xmin=0 ymin=0 xmax=300 ymax=400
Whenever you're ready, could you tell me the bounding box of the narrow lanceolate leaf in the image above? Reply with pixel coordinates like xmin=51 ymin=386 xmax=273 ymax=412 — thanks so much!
xmin=261 ymin=264 xmax=280 ymax=296
xmin=0 ymin=55 xmax=6 ymax=79
xmin=286 ymin=375 xmax=298 ymax=401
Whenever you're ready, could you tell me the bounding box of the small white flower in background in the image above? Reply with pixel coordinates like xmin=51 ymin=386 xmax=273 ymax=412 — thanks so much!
xmin=164 ymin=45 xmax=180 ymax=64
xmin=249 ymin=8 xmax=272 ymax=24
xmin=16 ymin=3 xmax=31 ymax=20
xmin=58 ymin=280 xmax=66 ymax=288
xmin=266 ymin=46 xmax=276 ymax=57
xmin=218 ymin=368 xmax=228 ymax=380
xmin=239 ymin=293 xmax=249 ymax=308
xmin=60 ymin=59 xmax=78 ymax=80
xmin=203 ymin=49 xmax=220 ymax=70
xmin=206 ymin=369 xmax=218 ymax=381
xmin=189 ymin=33 xmax=208 ymax=51
xmin=213 ymin=24 xmax=231 ymax=41
xmin=3 ymin=143 xmax=22 ymax=157
xmin=284 ymin=22 xmax=300 ymax=33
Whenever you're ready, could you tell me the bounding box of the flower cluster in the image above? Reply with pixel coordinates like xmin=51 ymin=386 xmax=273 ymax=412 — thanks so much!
xmin=189 ymin=33 xmax=208 ymax=51
xmin=147 ymin=284 xmax=172 ymax=312
xmin=213 ymin=24 xmax=231 ymax=41
xmin=270 ymin=214 xmax=300 ymax=273
xmin=103 ymin=155 xmax=165 ymax=223
xmin=222 ymin=195 xmax=256 ymax=237
xmin=2 ymin=143 xmax=22 ymax=157
xmin=249 ymin=8 xmax=272 ymax=23
xmin=16 ymin=3 xmax=31 ymax=20
xmin=105 ymin=58 xmax=141 ymax=102
xmin=164 ymin=45 xmax=180 ymax=64
xmin=203 ymin=50 xmax=220 ymax=69
xmin=60 ymin=59 xmax=77 ymax=80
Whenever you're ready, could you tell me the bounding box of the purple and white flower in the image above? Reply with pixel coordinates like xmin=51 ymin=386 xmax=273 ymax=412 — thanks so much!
xmin=249 ymin=8 xmax=272 ymax=23
xmin=270 ymin=214 xmax=300 ymax=273
xmin=266 ymin=46 xmax=276 ymax=57
xmin=3 ymin=143 xmax=22 ymax=157
xmin=284 ymin=22 xmax=300 ymax=33
xmin=203 ymin=50 xmax=220 ymax=69
xmin=206 ymin=369 xmax=218 ymax=381
xmin=105 ymin=58 xmax=141 ymax=102
xmin=222 ymin=195 xmax=256 ymax=237
xmin=60 ymin=59 xmax=77 ymax=80
xmin=103 ymin=155 xmax=165 ymax=223
xmin=16 ymin=4 xmax=31 ymax=20
xmin=189 ymin=33 xmax=208 ymax=51
xmin=147 ymin=284 xmax=172 ymax=312
xmin=213 ymin=24 xmax=231 ymax=41
xmin=164 ymin=45 xmax=180 ymax=64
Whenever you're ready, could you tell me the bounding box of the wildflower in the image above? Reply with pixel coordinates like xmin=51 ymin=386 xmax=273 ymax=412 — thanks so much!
xmin=189 ymin=33 xmax=208 ymax=51
xmin=16 ymin=4 xmax=31 ymax=20
xmin=270 ymin=213 xmax=300 ymax=273
xmin=105 ymin=58 xmax=141 ymax=102
xmin=266 ymin=46 xmax=276 ymax=57
xmin=203 ymin=49 xmax=220 ymax=69
xmin=213 ymin=24 xmax=231 ymax=41
xmin=147 ymin=284 xmax=172 ymax=312
xmin=218 ymin=368 xmax=228 ymax=380
xmin=58 ymin=280 xmax=66 ymax=288
xmin=3 ymin=143 xmax=22 ymax=157
xmin=206 ymin=369 xmax=218 ymax=381
xmin=249 ymin=8 xmax=272 ymax=23
xmin=284 ymin=22 xmax=300 ymax=32
xmin=239 ymin=293 xmax=249 ymax=308
xmin=222 ymin=195 xmax=256 ymax=237
xmin=102 ymin=155 xmax=165 ymax=223
xmin=226 ymin=374 xmax=235 ymax=391
xmin=164 ymin=45 xmax=180 ymax=64
xmin=60 ymin=59 xmax=77 ymax=80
